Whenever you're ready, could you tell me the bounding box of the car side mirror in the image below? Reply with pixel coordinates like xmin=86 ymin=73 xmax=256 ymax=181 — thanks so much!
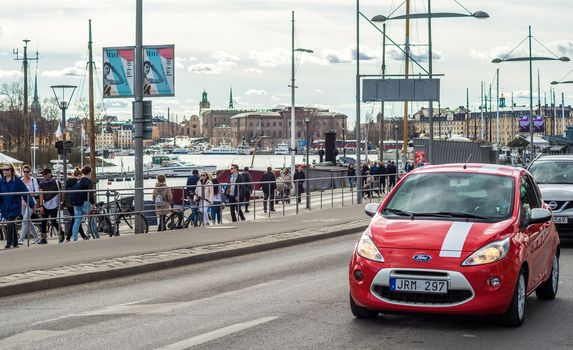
xmin=365 ymin=203 xmax=380 ymax=217
xmin=528 ymin=208 xmax=552 ymax=225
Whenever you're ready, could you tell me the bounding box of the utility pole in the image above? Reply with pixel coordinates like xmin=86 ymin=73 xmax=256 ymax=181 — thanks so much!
xmin=427 ymin=0 xmax=434 ymax=164
xmin=134 ymin=0 xmax=145 ymax=233
xmin=378 ymin=23 xmax=386 ymax=162
xmin=496 ymin=68 xmax=500 ymax=145
xmin=466 ymin=88 xmax=469 ymax=138
xmin=14 ymin=40 xmax=38 ymax=164
xmin=402 ymin=0 xmax=411 ymax=157
xmin=88 ymin=20 xmax=96 ymax=180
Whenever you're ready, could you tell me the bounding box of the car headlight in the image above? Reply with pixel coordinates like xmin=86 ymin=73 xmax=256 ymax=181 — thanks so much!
xmin=462 ymin=237 xmax=510 ymax=266
xmin=357 ymin=231 xmax=385 ymax=262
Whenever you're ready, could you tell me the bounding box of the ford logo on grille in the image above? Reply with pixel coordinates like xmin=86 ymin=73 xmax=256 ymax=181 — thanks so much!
xmin=413 ymin=254 xmax=432 ymax=262
xmin=548 ymin=201 xmax=558 ymax=210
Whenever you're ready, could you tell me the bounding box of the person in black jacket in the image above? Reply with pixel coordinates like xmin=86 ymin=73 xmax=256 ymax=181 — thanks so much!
xmin=64 ymin=169 xmax=87 ymax=242
xmin=293 ymin=166 xmax=305 ymax=203
xmin=71 ymin=166 xmax=99 ymax=241
xmin=224 ymin=164 xmax=245 ymax=222
xmin=241 ymin=167 xmax=253 ymax=213
xmin=260 ymin=167 xmax=276 ymax=212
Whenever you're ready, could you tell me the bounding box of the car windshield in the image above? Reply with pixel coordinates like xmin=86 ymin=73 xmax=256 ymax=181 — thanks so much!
xmin=383 ymin=172 xmax=514 ymax=220
xmin=529 ymin=160 xmax=573 ymax=184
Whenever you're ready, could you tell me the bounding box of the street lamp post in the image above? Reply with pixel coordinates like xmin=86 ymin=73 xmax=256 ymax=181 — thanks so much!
xmin=551 ymin=80 xmax=573 ymax=136
xmin=51 ymin=85 xmax=77 ymax=183
xmin=372 ymin=7 xmax=488 ymax=164
xmin=290 ymin=11 xmax=313 ymax=182
xmin=305 ymin=117 xmax=310 ymax=210
xmin=493 ymin=26 xmax=569 ymax=161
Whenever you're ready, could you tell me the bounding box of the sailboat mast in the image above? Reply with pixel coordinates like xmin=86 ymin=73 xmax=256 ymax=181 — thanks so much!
xmin=88 ymin=19 xmax=96 ymax=180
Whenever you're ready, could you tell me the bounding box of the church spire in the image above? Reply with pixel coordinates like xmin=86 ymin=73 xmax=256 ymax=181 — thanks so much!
xmin=229 ymin=87 xmax=234 ymax=109
xmin=30 ymin=69 xmax=41 ymax=115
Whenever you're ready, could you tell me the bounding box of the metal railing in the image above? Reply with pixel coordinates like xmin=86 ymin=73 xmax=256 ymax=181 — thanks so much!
xmin=0 ymin=172 xmax=400 ymax=242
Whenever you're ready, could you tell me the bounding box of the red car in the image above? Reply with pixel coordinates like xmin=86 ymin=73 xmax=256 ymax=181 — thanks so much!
xmin=349 ymin=164 xmax=560 ymax=326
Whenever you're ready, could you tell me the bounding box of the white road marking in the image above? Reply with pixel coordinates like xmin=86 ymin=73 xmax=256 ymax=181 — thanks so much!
xmin=71 ymin=281 xmax=278 ymax=316
xmin=155 ymin=316 xmax=278 ymax=350
xmin=0 ymin=330 xmax=69 ymax=347
xmin=439 ymin=222 xmax=473 ymax=258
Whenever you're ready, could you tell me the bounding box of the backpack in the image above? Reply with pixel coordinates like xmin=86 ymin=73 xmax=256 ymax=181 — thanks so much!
xmin=70 ymin=179 xmax=86 ymax=206
xmin=155 ymin=192 xmax=165 ymax=207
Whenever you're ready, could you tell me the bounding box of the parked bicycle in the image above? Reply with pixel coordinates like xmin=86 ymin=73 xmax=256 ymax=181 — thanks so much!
xmin=94 ymin=191 xmax=149 ymax=235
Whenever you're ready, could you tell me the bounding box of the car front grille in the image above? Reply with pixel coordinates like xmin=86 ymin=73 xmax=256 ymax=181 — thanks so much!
xmin=545 ymin=200 xmax=570 ymax=211
xmin=373 ymin=286 xmax=473 ymax=305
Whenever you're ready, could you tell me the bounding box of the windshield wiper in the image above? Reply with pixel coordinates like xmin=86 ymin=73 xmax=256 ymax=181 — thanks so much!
xmin=415 ymin=211 xmax=492 ymax=220
xmin=383 ymin=208 xmax=413 ymax=217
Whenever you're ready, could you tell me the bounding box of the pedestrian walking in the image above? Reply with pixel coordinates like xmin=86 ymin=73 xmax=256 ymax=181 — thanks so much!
xmin=363 ymin=171 xmax=374 ymax=198
xmin=64 ymin=169 xmax=87 ymax=242
xmin=224 ymin=164 xmax=245 ymax=222
xmin=70 ymin=166 xmax=99 ymax=241
xmin=0 ymin=163 xmax=35 ymax=249
xmin=282 ymin=168 xmax=292 ymax=203
xmin=387 ymin=161 xmax=397 ymax=189
xmin=404 ymin=160 xmax=413 ymax=173
xmin=38 ymin=168 xmax=63 ymax=244
xmin=18 ymin=164 xmax=39 ymax=244
xmin=378 ymin=162 xmax=387 ymax=193
xmin=152 ymin=174 xmax=173 ymax=231
xmin=241 ymin=167 xmax=253 ymax=213
xmin=186 ymin=169 xmax=200 ymax=199
xmin=260 ymin=167 xmax=276 ymax=212
xmin=293 ymin=166 xmax=305 ymax=204
xmin=210 ymin=178 xmax=223 ymax=225
xmin=347 ymin=164 xmax=356 ymax=188
xmin=196 ymin=172 xmax=213 ymax=226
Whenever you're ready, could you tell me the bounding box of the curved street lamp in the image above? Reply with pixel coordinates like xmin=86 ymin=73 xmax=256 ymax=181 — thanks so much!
xmin=371 ymin=6 xmax=488 ymax=165
xmin=51 ymin=84 xmax=77 ymax=182
xmin=492 ymin=26 xmax=569 ymax=161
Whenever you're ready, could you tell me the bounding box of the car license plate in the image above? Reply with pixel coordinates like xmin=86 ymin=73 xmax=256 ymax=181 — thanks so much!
xmin=553 ymin=216 xmax=568 ymax=224
xmin=390 ymin=278 xmax=448 ymax=294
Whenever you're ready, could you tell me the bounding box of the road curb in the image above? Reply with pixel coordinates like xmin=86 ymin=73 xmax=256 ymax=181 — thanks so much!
xmin=0 ymin=222 xmax=367 ymax=298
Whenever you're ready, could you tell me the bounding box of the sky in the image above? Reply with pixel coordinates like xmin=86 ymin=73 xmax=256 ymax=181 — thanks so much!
xmin=1 ymin=0 xmax=573 ymax=127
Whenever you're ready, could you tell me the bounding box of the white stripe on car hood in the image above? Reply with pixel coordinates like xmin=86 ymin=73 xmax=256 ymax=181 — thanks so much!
xmin=439 ymin=222 xmax=473 ymax=257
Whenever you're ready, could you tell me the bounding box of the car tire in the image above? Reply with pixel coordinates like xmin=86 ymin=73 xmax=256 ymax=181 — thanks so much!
xmin=536 ymin=252 xmax=559 ymax=300
xmin=501 ymin=268 xmax=527 ymax=327
xmin=349 ymin=293 xmax=378 ymax=319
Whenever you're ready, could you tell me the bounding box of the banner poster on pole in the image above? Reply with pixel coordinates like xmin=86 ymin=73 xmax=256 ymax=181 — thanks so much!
xmin=143 ymin=45 xmax=175 ymax=97
xmin=102 ymin=47 xmax=135 ymax=98
xmin=519 ymin=115 xmax=545 ymax=132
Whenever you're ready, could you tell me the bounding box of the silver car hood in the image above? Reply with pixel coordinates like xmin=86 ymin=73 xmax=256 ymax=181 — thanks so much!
xmin=538 ymin=184 xmax=573 ymax=201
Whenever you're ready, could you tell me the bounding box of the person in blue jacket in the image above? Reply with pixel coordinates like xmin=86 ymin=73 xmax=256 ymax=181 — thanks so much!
xmin=0 ymin=163 xmax=35 ymax=248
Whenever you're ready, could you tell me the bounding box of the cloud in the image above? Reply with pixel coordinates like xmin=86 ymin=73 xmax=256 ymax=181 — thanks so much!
xmin=41 ymin=60 xmax=86 ymax=78
xmin=323 ymin=45 xmax=378 ymax=64
xmin=188 ymin=63 xmax=224 ymax=74
xmin=551 ymin=40 xmax=573 ymax=57
xmin=210 ymin=51 xmax=241 ymax=62
xmin=314 ymin=89 xmax=324 ymax=93
xmin=104 ymin=100 xmax=129 ymax=109
xmin=244 ymin=68 xmax=263 ymax=74
xmin=0 ymin=26 xmax=3 ymax=37
xmin=386 ymin=47 xmax=443 ymax=62
xmin=0 ymin=70 xmax=21 ymax=79
xmin=245 ymin=89 xmax=268 ymax=96
xmin=175 ymin=57 xmax=186 ymax=70
xmin=248 ymin=48 xmax=290 ymax=67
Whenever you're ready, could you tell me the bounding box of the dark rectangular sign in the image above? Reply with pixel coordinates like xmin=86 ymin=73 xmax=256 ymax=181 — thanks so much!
xmin=362 ymin=79 xmax=440 ymax=102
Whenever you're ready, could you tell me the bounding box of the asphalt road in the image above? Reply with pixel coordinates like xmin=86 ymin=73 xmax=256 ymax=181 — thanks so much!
xmin=0 ymin=233 xmax=572 ymax=350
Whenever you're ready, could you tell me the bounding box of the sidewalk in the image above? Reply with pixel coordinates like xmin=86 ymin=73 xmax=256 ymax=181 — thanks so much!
xmin=0 ymin=204 xmax=375 ymax=297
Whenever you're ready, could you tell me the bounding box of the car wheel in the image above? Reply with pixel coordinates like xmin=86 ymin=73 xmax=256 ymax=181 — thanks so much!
xmin=501 ymin=268 xmax=527 ymax=327
xmin=536 ymin=252 xmax=559 ymax=300
xmin=349 ymin=293 xmax=378 ymax=319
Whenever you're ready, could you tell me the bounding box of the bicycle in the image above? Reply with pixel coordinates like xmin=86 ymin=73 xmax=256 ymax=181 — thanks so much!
xmin=99 ymin=191 xmax=149 ymax=235
xmin=165 ymin=197 xmax=205 ymax=230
